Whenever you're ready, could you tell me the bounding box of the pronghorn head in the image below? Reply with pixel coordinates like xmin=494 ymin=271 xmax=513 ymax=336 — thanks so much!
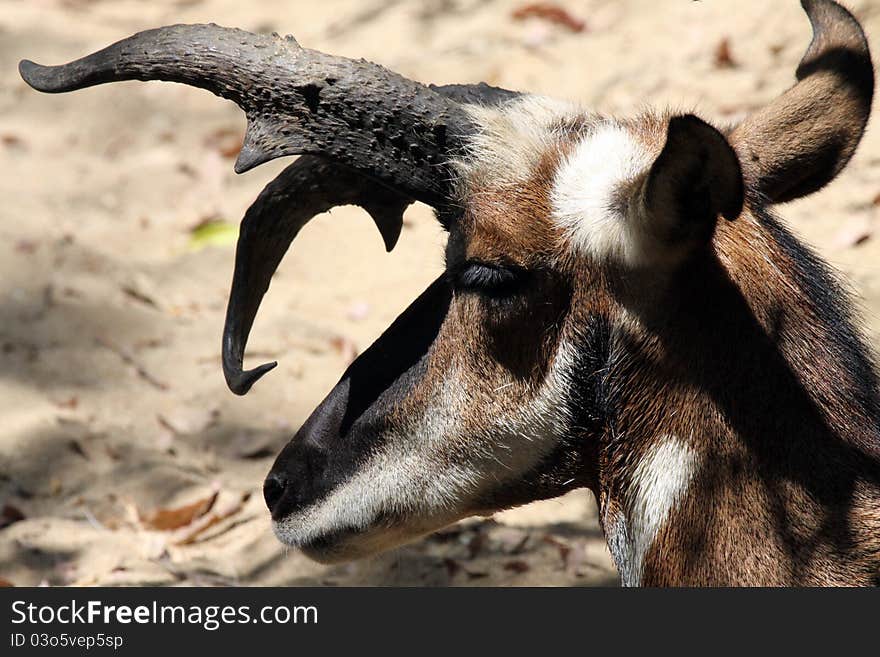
xmin=21 ymin=0 xmax=876 ymax=570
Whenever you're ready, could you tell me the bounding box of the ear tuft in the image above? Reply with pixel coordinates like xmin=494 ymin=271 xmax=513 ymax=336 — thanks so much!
xmin=645 ymin=115 xmax=744 ymax=247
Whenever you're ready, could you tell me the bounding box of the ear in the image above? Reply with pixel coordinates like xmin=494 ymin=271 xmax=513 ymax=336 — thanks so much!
xmin=640 ymin=114 xmax=744 ymax=258
xmin=730 ymin=0 xmax=873 ymax=204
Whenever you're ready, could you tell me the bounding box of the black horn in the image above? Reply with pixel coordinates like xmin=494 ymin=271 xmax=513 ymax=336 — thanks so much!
xmin=19 ymin=23 xmax=468 ymax=205
xmin=222 ymin=157 xmax=409 ymax=395
xmin=18 ymin=26 xmax=520 ymax=394
xmin=223 ymin=83 xmax=519 ymax=394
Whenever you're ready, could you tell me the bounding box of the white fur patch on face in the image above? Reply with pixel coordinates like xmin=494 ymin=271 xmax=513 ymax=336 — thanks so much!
xmin=453 ymin=95 xmax=584 ymax=190
xmin=616 ymin=435 xmax=699 ymax=586
xmin=272 ymin=374 xmax=476 ymax=558
xmin=272 ymin=342 xmax=580 ymax=560
xmin=551 ymin=122 xmax=653 ymax=265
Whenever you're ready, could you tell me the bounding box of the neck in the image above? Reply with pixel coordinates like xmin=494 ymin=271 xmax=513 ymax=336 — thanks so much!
xmin=598 ymin=427 xmax=880 ymax=586
xmin=598 ymin=435 xmax=698 ymax=586
xmin=595 ymin=211 xmax=880 ymax=586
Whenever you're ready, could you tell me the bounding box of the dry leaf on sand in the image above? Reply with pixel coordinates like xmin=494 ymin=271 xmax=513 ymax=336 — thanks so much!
xmin=1 ymin=504 xmax=26 ymax=529
xmin=141 ymin=491 xmax=218 ymax=531
xmin=173 ymin=492 xmax=252 ymax=546
xmin=511 ymin=3 xmax=586 ymax=33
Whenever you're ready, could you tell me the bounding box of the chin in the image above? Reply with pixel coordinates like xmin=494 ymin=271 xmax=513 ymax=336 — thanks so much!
xmin=272 ymin=515 xmax=461 ymax=564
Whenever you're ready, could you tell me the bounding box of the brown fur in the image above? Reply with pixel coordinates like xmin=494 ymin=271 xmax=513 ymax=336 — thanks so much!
xmin=263 ymin=1 xmax=880 ymax=584
xmin=391 ymin=93 xmax=880 ymax=584
xmin=419 ymin=1 xmax=880 ymax=577
xmin=601 ymin=213 xmax=880 ymax=585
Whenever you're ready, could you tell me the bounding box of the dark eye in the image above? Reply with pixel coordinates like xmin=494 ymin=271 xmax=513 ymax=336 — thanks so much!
xmin=453 ymin=262 xmax=527 ymax=298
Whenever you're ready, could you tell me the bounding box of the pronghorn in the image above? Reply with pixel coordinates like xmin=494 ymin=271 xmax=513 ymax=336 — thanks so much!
xmin=20 ymin=0 xmax=880 ymax=585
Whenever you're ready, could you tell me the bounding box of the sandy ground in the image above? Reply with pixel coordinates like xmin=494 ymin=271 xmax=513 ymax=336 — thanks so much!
xmin=1 ymin=0 xmax=879 ymax=587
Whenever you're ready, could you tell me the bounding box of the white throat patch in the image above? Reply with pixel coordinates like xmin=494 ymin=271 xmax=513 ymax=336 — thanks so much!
xmin=551 ymin=123 xmax=652 ymax=264
xmin=613 ymin=435 xmax=699 ymax=586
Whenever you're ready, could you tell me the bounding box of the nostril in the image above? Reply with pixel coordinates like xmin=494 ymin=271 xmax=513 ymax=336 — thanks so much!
xmin=263 ymin=471 xmax=287 ymax=512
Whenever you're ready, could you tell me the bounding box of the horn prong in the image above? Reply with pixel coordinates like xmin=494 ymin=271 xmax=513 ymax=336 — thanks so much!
xmin=222 ymin=82 xmax=520 ymax=394
xmin=221 ymin=156 xmax=411 ymax=394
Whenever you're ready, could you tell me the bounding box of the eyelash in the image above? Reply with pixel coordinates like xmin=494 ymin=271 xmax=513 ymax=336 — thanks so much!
xmin=453 ymin=262 xmax=526 ymax=297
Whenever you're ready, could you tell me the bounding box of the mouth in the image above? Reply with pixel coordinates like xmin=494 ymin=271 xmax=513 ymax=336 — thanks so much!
xmin=276 ymin=525 xmax=359 ymax=564
xmin=272 ymin=504 xmax=468 ymax=564
xmin=272 ymin=518 xmax=407 ymax=564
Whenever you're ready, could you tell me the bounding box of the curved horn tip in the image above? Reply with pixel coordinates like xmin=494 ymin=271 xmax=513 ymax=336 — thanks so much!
xmin=19 ymin=59 xmax=56 ymax=92
xmin=801 ymin=0 xmax=865 ymax=38
xmin=227 ymin=361 xmax=278 ymax=396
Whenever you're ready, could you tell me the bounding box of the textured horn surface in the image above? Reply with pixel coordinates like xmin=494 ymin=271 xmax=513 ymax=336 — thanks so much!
xmin=222 ymin=82 xmax=519 ymax=394
xmin=20 ymin=23 xmax=471 ymax=206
